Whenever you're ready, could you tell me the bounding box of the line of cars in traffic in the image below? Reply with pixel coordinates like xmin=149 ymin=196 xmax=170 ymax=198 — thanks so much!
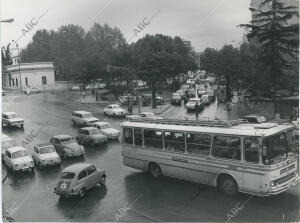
xmin=1 ymin=108 xmax=122 ymax=197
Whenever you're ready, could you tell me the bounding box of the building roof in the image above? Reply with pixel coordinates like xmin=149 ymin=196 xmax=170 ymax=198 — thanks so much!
xmin=121 ymin=120 xmax=296 ymax=137
xmin=5 ymin=62 xmax=55 ymax=73
xmin=62 ymin=163 xmax=92 ymax=173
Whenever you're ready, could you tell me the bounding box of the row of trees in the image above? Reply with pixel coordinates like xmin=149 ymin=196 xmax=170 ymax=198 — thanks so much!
xmin=16 ymin=24 xmax=197 ymax=106
xmin=200 ymin=0 xmax=299 ymax=97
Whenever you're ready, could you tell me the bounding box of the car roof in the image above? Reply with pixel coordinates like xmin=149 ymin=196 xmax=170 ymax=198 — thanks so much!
xmin=93 ymin=121 xmax=109 ymax=125
xmin=73 ymin=111 xmax=91 ymax=114
xmin=62 ymin=163 xmax=93 ymax=173
xmin=53 ymin=135 xmax=73 ymax=139
xmin=80 ymin=127 xmax=98 ymax=131
xmin=108 ymin=104 xmax=120 ymax=107
xmin=36 ymin=143 xmax=53 ymax=148
xmin=7 ymin=146 xmax=26 ymax=153
xmin=3 ymin=112 xmax=17 ymax=115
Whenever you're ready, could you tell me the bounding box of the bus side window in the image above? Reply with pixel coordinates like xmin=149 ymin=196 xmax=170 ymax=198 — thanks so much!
xmin=123 ymin=128 xmax=133 ymax=145
xmin=164 ymin=131 xmax=185 ymax=153
xmin=186 ymin=133 xmax=211 ymax=155
xmin=212 ymin=136 xmax=241 ymax=160
xmin=144 ymin=129 xmax=163 ymax=150
xmin=134 ymin=128 xmax=143 ymax=146
xmin=244 ymin=138 xmax=259 ymax=163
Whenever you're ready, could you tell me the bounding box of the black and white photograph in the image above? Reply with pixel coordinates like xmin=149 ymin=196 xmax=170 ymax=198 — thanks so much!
xmin=1 ymin=0 xmax=299 ymax=222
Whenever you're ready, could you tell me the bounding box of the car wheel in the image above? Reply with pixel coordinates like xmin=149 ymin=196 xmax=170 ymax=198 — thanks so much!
xmin=219 ymin=175 xmax=238 ymax=196
xmin=149 ymin=163 xmax=162 ymax=179
xmin=62 ymin=152 xmax=68 ymax=160
xmin=78 ymin=188 xmax=86 ymax=198
xmin=38 ymin=162 xmax=43 ymax=169
xmin=100 ymin=175 xmax=106 ymax=185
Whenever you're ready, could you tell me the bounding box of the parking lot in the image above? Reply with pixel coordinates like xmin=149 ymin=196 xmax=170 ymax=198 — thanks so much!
xmin=2 ymin=92 xmax=300 ymax=222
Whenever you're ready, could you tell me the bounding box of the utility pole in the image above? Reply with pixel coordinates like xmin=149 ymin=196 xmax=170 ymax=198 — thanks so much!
xmin=12 ymin=40 xmax=22 ymax=93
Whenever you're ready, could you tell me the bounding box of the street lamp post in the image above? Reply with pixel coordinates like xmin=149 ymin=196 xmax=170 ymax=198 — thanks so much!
xmin=12 ymin=40 xmax=22 ymax=93
xmin=107 ymin=65 xmax=141 ymax=114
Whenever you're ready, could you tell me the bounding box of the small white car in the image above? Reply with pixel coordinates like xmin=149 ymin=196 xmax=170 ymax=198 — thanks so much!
xmin=76 ymin=127 xmax=107 ymax=146
xmin=32 ymin=143 xmax=61 ymax=169
xmin=2 ymin=112 xmax=24 ymax=128
xmin=91 ymin=122 xmax=120 ymax=140
xmin=104 ymin=104 xmax=126 ymax=117
xmin=1 ymin=134 xmax=17 ymax=160
xmin=23 ymin=87 xmax=42 ymax=94
xmin=4 ymin=146 xmax=34 ymax=173
xmin=71 ymin=85 xmax=81 ymax=91
xmin=186 ymin=98 xmax=205 ymax=111
xmin=71 ymin=111 xmax=99 ymax=126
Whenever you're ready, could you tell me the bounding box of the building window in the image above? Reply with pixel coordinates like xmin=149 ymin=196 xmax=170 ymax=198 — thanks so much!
xmin=164 ymin=131 xmax=185 ymax=153
xmin=212 ymin=136 xmax=241 ymax=160
xmin=123 ymin=128 xmax=133 ymax=145
xmin=244 ymin=138 xmax=259 ymax=163
xmin=42 ymin=76 xmax=47 ymax=85
xmin=25 ymin=77 xmax=28 ymax=86
xmin=144 ymin=129 xmax=163 ymax=150
xmin=15 ymin=78 xmax=18 ymax=86
xmin=187 ymin=133 xmax=211 ymax=155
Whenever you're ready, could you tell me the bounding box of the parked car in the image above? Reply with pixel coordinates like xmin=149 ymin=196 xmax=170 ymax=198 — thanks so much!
xmin=4 ymin=146 xmax=34 ymax=173
xmin=242 ymin=114 xmax=267 ymax=124
xmin=127 ymin=112 xmax=163 ymax=120
xmin=32 ymin=143 xmax=61 ymax=169
xmin=1 ymin=134 xmax=17 ymax=160
xmin=71 ymin=85 xmax=81 ymax=91
xmin=171 ymin=93 xmax=182 ymax=105
xmin=104 ymin=104 xmax=126 ymax=117
xmin=176 ymin=89 xmax=185 ymax=98
xmin=50 ymin=135 xmax=85 ymax=159
xmin=185 ymin=98 xmax=205 ymax=111
xmin=2 ymin=112 xmax=24 ymax=128
xmin=54 ymin=163 xmax=106 ymax=198
xmin=76 ymin=127 xmax=107 ymax=146
xmin=23 ymin=87 xmax=42 ymax=94
xmin=90 ymin=122 xmax=120 ymax=140
xmin=86 ymin=84 xmax=97 ymax=90
xmin=71 ymin=111 xmax=99 ymax=126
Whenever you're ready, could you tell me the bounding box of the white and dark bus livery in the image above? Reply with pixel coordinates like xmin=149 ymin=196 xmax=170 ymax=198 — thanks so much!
xmin=120 ymin=119 xmax=299 ymax=196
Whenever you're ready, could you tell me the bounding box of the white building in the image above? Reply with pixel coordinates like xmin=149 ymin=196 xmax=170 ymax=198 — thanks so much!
xmin=4 ymin=62 xmax=55 ymax=91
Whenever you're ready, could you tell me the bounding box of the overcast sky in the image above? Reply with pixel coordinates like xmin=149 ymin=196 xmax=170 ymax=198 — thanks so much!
xmin=1 ymin=0 xmax=252 ymax=52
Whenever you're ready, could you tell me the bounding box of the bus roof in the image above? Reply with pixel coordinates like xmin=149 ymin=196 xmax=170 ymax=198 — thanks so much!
xmin=120 ymin=120 xmax=296 ymax=137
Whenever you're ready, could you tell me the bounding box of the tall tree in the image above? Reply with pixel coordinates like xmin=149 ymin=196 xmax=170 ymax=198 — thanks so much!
xmin=239 ymin=0 xmax=299 ymax=94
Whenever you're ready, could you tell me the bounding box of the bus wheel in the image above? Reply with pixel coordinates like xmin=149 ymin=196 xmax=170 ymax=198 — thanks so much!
xmin=149 ymin=163 xmax=162 ymax=179
xmin=219 ymin=175 xmax=238 ymax=196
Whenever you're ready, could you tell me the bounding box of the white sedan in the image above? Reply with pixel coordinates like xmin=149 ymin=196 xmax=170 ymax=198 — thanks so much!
xmin=91 ymin=122 xmax=120 ymax=140
xmin=4 ymin=146 xmax=34 ymax=173
xmin=104 ymin=104 xmax=126 ymax=117
xmin=32 ymin=143 xmax=61 ymax=169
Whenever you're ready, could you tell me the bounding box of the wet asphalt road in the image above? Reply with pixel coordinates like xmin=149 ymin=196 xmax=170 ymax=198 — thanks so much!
xmin=2 ymin=92 xmax=300 ymax=222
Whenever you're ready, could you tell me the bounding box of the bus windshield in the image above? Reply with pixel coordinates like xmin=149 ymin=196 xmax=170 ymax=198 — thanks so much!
xmin=262 ymin=132 xmax=290 ymax=165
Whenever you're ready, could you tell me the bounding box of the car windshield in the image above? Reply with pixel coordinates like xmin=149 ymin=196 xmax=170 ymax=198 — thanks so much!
xmin=89 ymin=129 xmax=100 ymax=135
xmin=82 ymin=113 xmax=92 ymax=118
xmin=7 ymin=114 xmax=18 ymax=119
xmin=40 ymin=146 xmax=56 ymax=154
xmin=12 ymin=150 xmax=28 ymax=159
xmin=2 ymin=140 xmax=17 ymax=149
xmin=61 ymin=137 xmax=75 ymax=144
xmin=60 ymin=172 xmax=75 ymax=179
xmin=101 ymin=124 xmax=111 ymax=129
xmin=262 ymin=132 xmax=291 ymax=165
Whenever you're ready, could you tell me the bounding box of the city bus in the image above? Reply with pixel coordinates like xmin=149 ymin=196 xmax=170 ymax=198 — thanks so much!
xmin=120 ymin=119 xmax=299 ymax=196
